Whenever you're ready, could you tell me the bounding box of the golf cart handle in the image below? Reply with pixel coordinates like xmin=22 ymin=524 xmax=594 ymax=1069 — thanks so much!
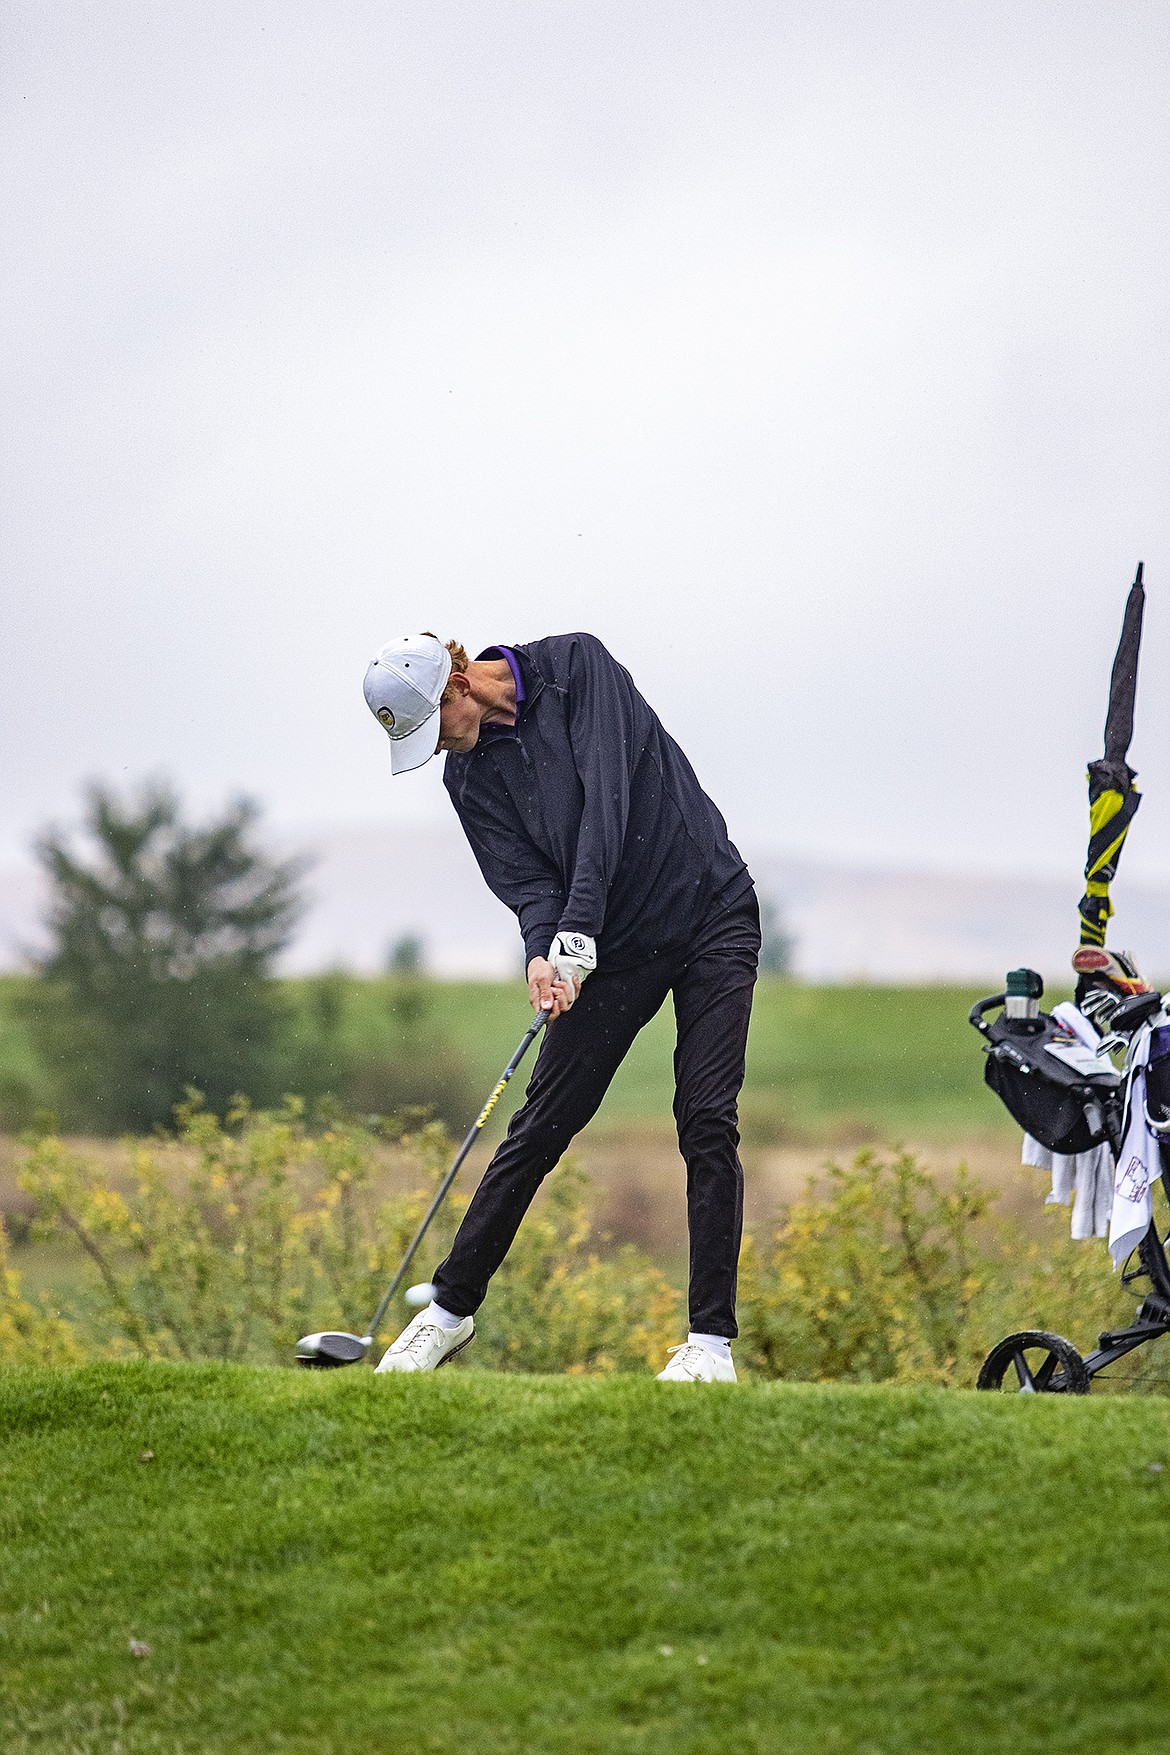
xmin=969 ymin=993 xmax=1006 ymax=1034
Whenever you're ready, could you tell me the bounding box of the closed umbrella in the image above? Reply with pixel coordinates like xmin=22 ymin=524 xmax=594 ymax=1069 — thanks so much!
xmin=1077 ymin=563 xmax=1146 ymax=949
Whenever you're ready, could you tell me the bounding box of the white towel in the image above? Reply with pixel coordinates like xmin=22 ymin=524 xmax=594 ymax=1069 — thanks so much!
xmin=1029 ymin=1135 xmax=1113 ymax=1239
xmin=1021 ymin=1003 xmax=1117 ymax=1243
xmin=1109 ymin=1027 xmax=1158 ymax=1267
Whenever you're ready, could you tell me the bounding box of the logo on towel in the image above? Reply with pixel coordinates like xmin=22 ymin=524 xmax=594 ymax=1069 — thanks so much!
xmin=1118 ymin=1155 xmax=1149 ymax=1203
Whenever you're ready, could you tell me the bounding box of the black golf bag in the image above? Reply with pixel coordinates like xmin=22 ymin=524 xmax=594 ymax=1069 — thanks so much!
xmin=970 ymin=995 xmax=1120 ymax=1156
xmin=969 ymin=970 xmax=1170 ymax=1393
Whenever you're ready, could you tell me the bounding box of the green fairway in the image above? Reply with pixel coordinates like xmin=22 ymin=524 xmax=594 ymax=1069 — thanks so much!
xmin=2 ymin=974 xmax=1016 ymax=1144
xmin=3 ymin=1366 xmax=1170 ymax=1753
xmin=296 ymin=976 xmax=1019 ymax=1141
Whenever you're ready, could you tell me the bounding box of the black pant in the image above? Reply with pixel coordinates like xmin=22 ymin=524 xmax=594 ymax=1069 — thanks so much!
xmin=432 ymin=889 xmax=760 ymax=1337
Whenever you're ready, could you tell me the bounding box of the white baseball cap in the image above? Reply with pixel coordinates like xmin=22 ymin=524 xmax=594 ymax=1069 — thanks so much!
xmin=363 ymin=634 xmax=453 ymax=774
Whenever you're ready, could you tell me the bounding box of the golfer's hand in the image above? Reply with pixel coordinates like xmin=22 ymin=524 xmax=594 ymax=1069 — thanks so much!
xmin=527 ymin=956 xmax=579 ymax=1019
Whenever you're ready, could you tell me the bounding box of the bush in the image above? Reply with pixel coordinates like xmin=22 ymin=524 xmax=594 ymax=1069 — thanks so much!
xmin=14 ymin=1121 xmax=1153 ymax=1387
xmin=736 ymin=1147 xmax=1138 ymax=1386
xmin=0 ymin=1070 xmax=40 ymax=1135
xmin=0 ymin=1204 xmax=82 ymax=1366
xmin=281 ymin=972 xmax=477 ymax=1133
xmin=339 ymin=1040 xmax=475 ymax=1133
xmin=736 ymin=1148 xmax=992 ymax=1385
xmin=476 ymin=1162 xmax=682 ymax=1374
xmin=17 ymin=1099 xmax=680 ymax=1372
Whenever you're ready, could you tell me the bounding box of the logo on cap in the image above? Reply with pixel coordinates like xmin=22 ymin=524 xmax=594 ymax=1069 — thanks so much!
xmin=376 ymin=707 xmax=396 ymax=730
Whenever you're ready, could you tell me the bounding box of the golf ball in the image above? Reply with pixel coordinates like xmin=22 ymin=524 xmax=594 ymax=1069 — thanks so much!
xmin=404 ymin=1281 xmax=436 ymax=1307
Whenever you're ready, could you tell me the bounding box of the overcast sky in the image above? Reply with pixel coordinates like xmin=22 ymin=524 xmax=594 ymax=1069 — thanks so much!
xmin=3 ymin=0 xmax=1168 ymax=886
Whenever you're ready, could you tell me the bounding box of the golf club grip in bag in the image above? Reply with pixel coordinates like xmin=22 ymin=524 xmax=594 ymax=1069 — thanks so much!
xmin=969 ymin=994 xmax=1121 ymax=1155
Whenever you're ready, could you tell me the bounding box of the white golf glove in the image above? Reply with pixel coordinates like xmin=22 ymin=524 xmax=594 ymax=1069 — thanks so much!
xmin=548 ymin=931 xmax=597 ymax=1004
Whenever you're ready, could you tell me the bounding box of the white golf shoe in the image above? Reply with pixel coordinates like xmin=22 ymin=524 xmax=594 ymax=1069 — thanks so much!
xmin=656 ymin=1341 xmax=737 ymax=1383
xmin=374 ymin=1310 xmax=475 ymax=1373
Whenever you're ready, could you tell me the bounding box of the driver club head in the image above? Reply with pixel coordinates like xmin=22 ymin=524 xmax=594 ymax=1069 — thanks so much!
xmin=295 ymin=1330 xmax=370 ymax=1369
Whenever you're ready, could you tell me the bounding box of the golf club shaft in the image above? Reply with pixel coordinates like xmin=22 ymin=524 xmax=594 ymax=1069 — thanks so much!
xmin=361 ymin=1009 xmax=549 ymax=1344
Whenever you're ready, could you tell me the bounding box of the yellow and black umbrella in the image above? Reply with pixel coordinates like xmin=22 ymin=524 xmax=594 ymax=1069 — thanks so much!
xmin=1078 ymin=562 xmax=1146 ymax=948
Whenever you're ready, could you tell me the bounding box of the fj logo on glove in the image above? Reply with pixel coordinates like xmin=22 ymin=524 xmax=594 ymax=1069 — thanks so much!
xmin=548 ymin=931 xmax=598 ymax=1003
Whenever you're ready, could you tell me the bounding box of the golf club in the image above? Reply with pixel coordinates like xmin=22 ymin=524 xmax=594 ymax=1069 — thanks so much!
xmin=295 ymin=1008 xmax=548 ymax=1367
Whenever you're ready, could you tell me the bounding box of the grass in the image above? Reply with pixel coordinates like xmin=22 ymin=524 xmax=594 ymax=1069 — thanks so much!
xmin=4 ymin=1365 xmax=1170 ymax=1753
xmin=1 ymin=972 xmax=1016 ymax=1143
xmin=295 ymin=976 xmax=1019 ymax=1141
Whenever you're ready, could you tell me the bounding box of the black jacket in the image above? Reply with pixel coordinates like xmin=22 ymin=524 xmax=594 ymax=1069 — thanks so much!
xmin=443 ymin=633 xmax=752 ymax=969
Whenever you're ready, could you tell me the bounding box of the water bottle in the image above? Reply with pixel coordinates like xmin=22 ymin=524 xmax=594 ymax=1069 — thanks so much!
xmin=1004 ymin=967 xmax=1043 ymax=1022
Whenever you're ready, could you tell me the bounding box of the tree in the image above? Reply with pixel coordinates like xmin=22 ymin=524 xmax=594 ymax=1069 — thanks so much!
xmin=384 ymin=932 xmax=426 ymax=976
xmin=29 ymin=782 xmax=305 ymax=1130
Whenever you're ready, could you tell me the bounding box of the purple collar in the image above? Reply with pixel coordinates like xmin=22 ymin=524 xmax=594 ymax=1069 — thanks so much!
xmin=477 ymin=645 xmax=524 ymax=700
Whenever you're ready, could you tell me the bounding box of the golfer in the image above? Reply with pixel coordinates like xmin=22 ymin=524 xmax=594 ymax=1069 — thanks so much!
xmin=363 ymin=631 xmax=759 ymax=1381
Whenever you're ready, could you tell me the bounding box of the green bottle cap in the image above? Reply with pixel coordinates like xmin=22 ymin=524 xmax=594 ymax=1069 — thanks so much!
xmin=1006 ymin=967 xmax=1044 ymax=999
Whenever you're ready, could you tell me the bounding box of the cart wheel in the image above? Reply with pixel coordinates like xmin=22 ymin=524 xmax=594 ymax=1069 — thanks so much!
xmin=976 ymin=1331 xmax=1090 ymax=1394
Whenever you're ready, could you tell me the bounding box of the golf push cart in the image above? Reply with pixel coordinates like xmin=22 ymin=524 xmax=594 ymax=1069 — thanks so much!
xmin=969 ymin=562 xmax=1170 ymax=1394
xmin=970 ymin=961 xmax=1170 ymax=1393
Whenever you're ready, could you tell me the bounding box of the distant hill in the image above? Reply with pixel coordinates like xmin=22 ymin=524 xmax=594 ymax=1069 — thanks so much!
xmin=748 ymin=848 xmax=1170 ymax=986
xmin=3 ymin=818 xmax=1168 ymax=983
